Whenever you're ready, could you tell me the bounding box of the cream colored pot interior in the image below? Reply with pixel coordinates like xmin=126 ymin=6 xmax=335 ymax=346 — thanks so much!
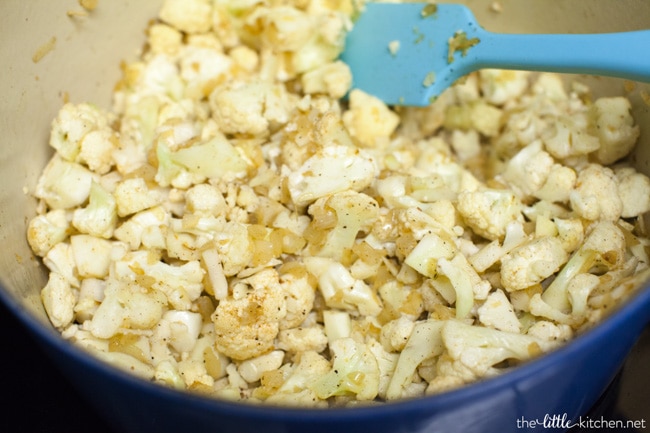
xmin=1 ymin=0 xmax=649 ymax=327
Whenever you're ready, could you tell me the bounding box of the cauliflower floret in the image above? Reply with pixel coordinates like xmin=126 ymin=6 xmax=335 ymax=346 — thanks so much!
xmin=380 ymin=316 xmax=416 ymax=353
xmin=277 ymin=326 xmax=328 ymax=354
xmin=533 ymin=164 xmax=577 ymax=203
xmin=113 ymin=251 xmax=205 ymax=310
xmin=443 ymin=100 xmax=502 ymax=137
xmin=209 ymin=80 xmax=294 ymax=136
xmin=441 ymin=320 xmax=558 ymax=378
xmin=309 ymin=191 xmax=379 ymax=261
xmin=185 ymin=183 xmax=227 ymax=216
xmin=113 ymin=206 xmax=169 ymax=251
xmin=386 ymin=319 xmax=445 ymax=400
xmin=212 ymin=269 xmax=287 ymax=360
xmin=260 ymin=5 xmax=315 ymax=52
xmin=404 ymin=232 xmax=456 ymax=279
xmin=87 ymin=279 xmax=167 ymax=339
xmin=158 ymin=0 xmax=213 ymax=34
xmin=43 ymin=242 xmax=79 ymax=288
xmin=477 ymin=289 xmax=521 ymax=333
xmin=615 ymin=167 xmax=650 ymax=218
xmin=27 ymin=209 xmax=70 ymax=257
xmin=41 ymin=272 xmax=76 ymax=329
xmin=590 ymin=97 xmax=640 ymax=165
xmin=265 ymin=351 xmax=331 ymax=407
xmin=456 ymin=189 xmax=524 ymax=241
xmin=478 ymin=69 xmax=530 ymax=106
xmin=70 ymin=234 xmax=113 ymax=278
xmin=238 ymin=350 xmax=286 ymax=383
xmin=542 ymin=116 xmax=600 ymax=160
xmin=541 ymin=221 xmax=626 ymax=312
xmin=305 ymin=257 xmax=383 ymax=316
xmin=301 ymin=60 xmax=352 ymax=99
xmin=569 ymin=164 xmax=622 ymax=221
xmin=49 ymin=102 xmax=111 ymax=163
xmin=155 ymin=133 xmax=249 ymax=188
xmin=72 ymin=181 xmax=118 ymax=239
xmin=35 ymin=155 xmax=94 ymax=210
xmin=179 ymin=45 xmax=233 ymax=99
xmin=114 ymin=177 xmax=166 ymax=218
xmin=213 ymin=221 xmax=254 ymax=276
xmin=287 ymin=145 xmax=378 ymax=207
xmin=279 ymin=272 xmax=316 ymax=330
xmin=311 ymin=337 xmax=380 ymax=401
xmin=500 ymin=236 xmax=569 ymax=292
xmin=526 ymin=320 xmax=573 ymax=342
xmin=437 ymin=253 xmax=491 ymax=318
xmin=500 ymin=140 xmax=554 ymax=198
xmin=342 ymin=89 xmax=400 ymax=148
xmin=155 ymin=310 xmax=203 ymax=354
xmin=147 ymin=23 xmax=183 ymax=56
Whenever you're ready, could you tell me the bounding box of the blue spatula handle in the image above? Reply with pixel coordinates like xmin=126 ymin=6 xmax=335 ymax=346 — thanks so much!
xmin=470 ymin=29 xmax=650 ymax=83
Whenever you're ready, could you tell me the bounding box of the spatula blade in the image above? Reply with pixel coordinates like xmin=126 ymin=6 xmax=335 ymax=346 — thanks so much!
xmin=341 ymin=2 xmax=482 ymax=106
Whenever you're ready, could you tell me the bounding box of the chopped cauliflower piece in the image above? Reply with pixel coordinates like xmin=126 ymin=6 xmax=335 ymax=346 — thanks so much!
xmin=569 ymin=164 xmax=622 ymax=222
xmin=35 ymin=155 xmax=94 ymax=209
xmin=287 ymin=145 xmax=378 ymax=207
xmin=311 ymin=337 xmax=380 ymax=401
xmin=27 ymin=209 xmax=70 ymax=257
xmin=500 ymin=237 xmax=569 ymax=292
xmin=342 ymin=90 xmax=400 ymax=147
xmin=477 ymin=289 xmax=521 ymax=333
xmin=41 ymin=272 xmax=76 ymax=329
xmin=212 ymin=270 xmax=286 ymax=360
xmin=590 ymin=97 xmax=640 ymax=165
xmin=616 ymin=167 xmax=650 ymax=218
xmin=158 ymin=0 xmax=213 ymax=34
xmin=457 ymin=189 xmax=524 ymax=241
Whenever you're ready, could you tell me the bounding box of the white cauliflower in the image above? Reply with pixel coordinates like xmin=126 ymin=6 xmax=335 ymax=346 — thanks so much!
xmin=305 ymin=257 xmax=383 ymax=316
xmin=441 ymin=320 xmax=558 ymax=378
xmin=27 ymin=209 xmax=70 ymax=257
xmin=211 ymin=269 xmax=286 ymax=360
xmin=541 ymin=221 xmax=626 ymax=312
xmin=287 ymin=145 xmax=378 ymax=207
xmin=386 ymin=320 xmax=445 ymax=400
xmin=277 ymin=326 xmax=328 ymax=354
xmin=35 ymin=155 xmax=94 ymax=210
xmin=342 ymin=90 xmax=400 ymax=148
xmin=478 ymin=69 xmax=530 ymax=106
xmin=615 ymin=167 xmax=650 ymax=218
xmin=569 ymin=164 xmax=622 ymax=221
xmin=209 ymin=80 xmax=294 ymax=136
xmin=158 ymin=0 xmax=213 ymax=34
xmin=301 ymin=61 xmax=352 ymax=99
xmin=477 ymin=289 xmax=521 ymax=333
xmin=533 ymin=164 xmax=577 ymax=203
xmin=41 ymin=272 xmax=76 ymax=329
xmin=49 ymin=102 xmax=112 ymax=164
xmin=500 ymin=236 xmax=569 ymax=292
xmin=310 ymin=337 xmax=380 ymax=401
xmin=500 ymin=140 xmax=554 ymax=198
xmin=457 ymin=189 xmax=524 ymax=241
xmin=310 ymin=191 xmax=379 ymax=261
xmin=114 ymin=177 xmax=165 ymax=218
xmin=72 ymin=181 xmax=118 ymax=239
xmin=590 ymin=97 xmax=640 ymax=165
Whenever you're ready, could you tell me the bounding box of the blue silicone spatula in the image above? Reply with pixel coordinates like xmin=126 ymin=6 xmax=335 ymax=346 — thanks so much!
xmin=340 ymin=2 xmax=650 ymax=106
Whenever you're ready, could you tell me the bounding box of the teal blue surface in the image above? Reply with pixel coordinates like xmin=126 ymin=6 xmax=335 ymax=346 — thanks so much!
xmin=340 ymin=2 xmax=650 ymax=106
